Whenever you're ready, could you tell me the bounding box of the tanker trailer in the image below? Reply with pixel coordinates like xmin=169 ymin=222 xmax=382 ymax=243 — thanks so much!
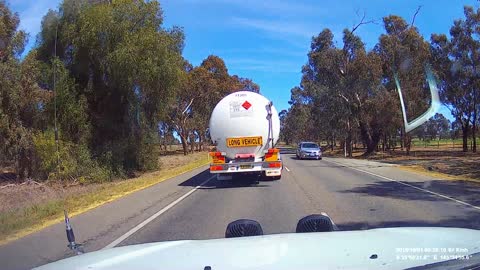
xmin=208 ymin=91 xmax=282 ymax=181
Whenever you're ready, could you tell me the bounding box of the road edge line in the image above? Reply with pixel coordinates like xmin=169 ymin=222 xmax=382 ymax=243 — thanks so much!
xmin=102 ymin=175 xmax=215 ymax=249
xmin=324 ymin=158 xmax=480 ymax=211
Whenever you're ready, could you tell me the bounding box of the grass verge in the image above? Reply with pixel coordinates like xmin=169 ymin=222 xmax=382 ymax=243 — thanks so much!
xmin=0 ymin=153 xmax=210 ymax=245
xmin=398 ymin=165 xmax=480 ymax=184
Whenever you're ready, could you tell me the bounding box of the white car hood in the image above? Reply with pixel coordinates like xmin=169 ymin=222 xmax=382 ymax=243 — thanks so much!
xmin=35 ymin=227 xmax=480 ymax=270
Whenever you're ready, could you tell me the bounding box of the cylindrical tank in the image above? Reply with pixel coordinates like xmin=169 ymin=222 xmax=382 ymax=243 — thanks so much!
xmin=209 ymin=91 xmax=280 ymax=160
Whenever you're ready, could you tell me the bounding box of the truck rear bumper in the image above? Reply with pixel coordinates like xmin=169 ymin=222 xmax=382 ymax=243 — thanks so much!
xmin=210 ymin=161 xmax=282 ymax=175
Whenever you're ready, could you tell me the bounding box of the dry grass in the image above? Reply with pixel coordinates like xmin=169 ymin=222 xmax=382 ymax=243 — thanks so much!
xmin=159 ymin=151 xmax=210 ymax=170
xmin=0 ymin=151 xmax=210 ymax=244
xmin=323 ymin=146 xmax=480 ymax=182
xmin=368 ymin=150 xmax=480 ymax=181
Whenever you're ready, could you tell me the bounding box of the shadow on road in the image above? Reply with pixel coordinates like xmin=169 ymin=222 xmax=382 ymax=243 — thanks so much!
xmin=288 ymin=155 xmax=390 ymax=169
xmin=197 ymin=180 xmax=270 ymax=190
xmin=336 ymin=210 xmax=480 ymax=230
xmin=341 ymin=180 xmax=480 ymax=206
xmin=289 ymin=156 xmax=313 ymax=161
xmin=178 ymin=169 xmax=271 ymax=189
xmin=278 ymin=149 xmax=296 ymax=155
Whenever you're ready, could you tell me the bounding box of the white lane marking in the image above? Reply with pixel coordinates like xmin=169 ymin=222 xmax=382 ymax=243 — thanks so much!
xmin=285 ymin=166 xmax=291 ymax=172
xmin=324 ymin=159 xmax=480 ymax=211
xmin=103 ymin=175 xmax=216 ymax=249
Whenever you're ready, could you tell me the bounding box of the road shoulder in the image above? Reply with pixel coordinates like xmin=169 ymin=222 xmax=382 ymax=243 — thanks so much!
xmin=0 ymin=162 xmax=210 ymax=270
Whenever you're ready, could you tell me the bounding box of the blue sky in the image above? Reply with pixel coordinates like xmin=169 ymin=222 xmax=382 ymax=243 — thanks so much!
xmin=10 ymin=0 xmax=480 ymax=121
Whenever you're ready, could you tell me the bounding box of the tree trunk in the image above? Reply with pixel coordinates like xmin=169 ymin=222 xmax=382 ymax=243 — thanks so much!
xmin=462 ymin=124 xmax=469 ymax=152
xmin=180 ymin=133 xmax=188 ymax=155
xmin=405 ymin=133 xmax=412 ymax=156
xmin=346 ymin=135 xmax=353 ymax=157
xmin=400 ymin=129 xmax=404 ymax=150
xmin=474 ymin=130 xmax=477 ymax=152
xmin=189 ymin=133 xmax=195 ymax=153
xmin=365 ymin=134 xmax=380 ymax=154
xmin=194 ymin=131 xmax=199 ymax=151
xmin=359 ymin=121 xmax=381 ymax=156
xmin=333 ymin=133 xmax=336 ymax=147
xmin=198 ymin=133 xmax=203 ymax=151
xmin=382 ymin=133 xmax=386 ymax=152
xmin=473 ymin=117 xmax=477 ymax=153
xmin=346 ymin=119 xmax=353 ymax=157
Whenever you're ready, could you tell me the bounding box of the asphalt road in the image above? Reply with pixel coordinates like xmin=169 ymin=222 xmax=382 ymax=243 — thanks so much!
xmin=2 ymin=151 xmax=480 ymax=269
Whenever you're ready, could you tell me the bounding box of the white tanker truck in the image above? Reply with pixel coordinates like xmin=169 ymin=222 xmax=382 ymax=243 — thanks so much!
xmin=208 ymin=91 xmax=282 ymax=180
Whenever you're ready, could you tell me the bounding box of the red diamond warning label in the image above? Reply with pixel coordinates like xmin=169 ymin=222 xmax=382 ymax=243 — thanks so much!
xmin=230 ymin=100 xmax=254 ymax=117
xmin=242 ymin=101 xmax=252 ymax=110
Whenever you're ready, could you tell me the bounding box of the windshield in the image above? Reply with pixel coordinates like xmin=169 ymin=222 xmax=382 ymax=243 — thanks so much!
xmin=1 ymin=1 xmax=479 ymax=270
xmin=301 ymin=143 xmax=319 ymax=149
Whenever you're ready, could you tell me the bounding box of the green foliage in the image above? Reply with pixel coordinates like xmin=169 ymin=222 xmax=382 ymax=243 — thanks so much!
xmin=0 ymin=1 xmax=27 ymax=59
xmin=431 ymin=6 xmax=480 ymax=152
xmin=40 ymin=58 xmax=91 ymax=144
xmin=32 ymin=130 xmax=112 ymax=183
xmin=136 ymin=131 xmax=161 ymax=172
xmin=169 ymin=55 xmax=261 ymax=155
xmin=282 ymin=14 xmax=433 ymax=156
xmin=1 ymin=0 xmax=261 ymax=183
xmin=35 ymin=0 xmax=186 ymax=173
xmin=0 ymin=5 xmax=44 ymax=177
xmin=412 ymin=113 xmax=451 ymax=140
xmin=231 ymin=75 xmax=260 ymax=93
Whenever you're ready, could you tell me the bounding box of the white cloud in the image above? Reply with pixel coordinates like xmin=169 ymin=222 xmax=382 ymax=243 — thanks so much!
xmin=227 ymin=58 xmax=301 ymax=73
xmin=217 ymin=47 xmax=306 ymax=57
xmin=13 ymin=0 xmax=61 ymax=41
xmin=219 ymin=0 xmax=320 ymax=15
xmin=179 ymin=0 xmax=323 ymax=16
xmin=231 ymin=17 xmax=316 ymax=38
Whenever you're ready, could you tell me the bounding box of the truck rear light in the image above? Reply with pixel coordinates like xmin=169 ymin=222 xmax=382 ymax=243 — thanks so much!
xmin=212 ymin=156 xmax=225 ymax=164
xmin=268 ymin=162 xmax=282 ymax=168
xmin=210 ymin=152 xmax=226 ymax=164
xmin=209 ymin=152 xmax=226 ymax=157
xmin=265 ymin=148 xmax=279 ymax=161
xmin=210 ymin=165 xmax=224 ymax=171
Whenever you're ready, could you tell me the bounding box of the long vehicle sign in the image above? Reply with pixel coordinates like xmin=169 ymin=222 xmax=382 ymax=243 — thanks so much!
xmin=226 ymin=136 xmax=263 ymax=147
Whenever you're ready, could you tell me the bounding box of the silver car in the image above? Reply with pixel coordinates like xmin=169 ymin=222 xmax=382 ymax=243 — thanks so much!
xmin=296 ymin=142 xmax=322 ymax=160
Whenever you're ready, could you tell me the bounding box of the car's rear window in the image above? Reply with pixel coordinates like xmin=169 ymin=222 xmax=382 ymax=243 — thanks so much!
xmin=302 ymin=143 xmax=319 ymax=148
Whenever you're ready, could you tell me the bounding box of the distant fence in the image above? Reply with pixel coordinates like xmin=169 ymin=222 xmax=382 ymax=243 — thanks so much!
xmin=312 ymin=137 xmax=480 ymax=152
xmin=410 ymin=137 xmax=480 ymax=150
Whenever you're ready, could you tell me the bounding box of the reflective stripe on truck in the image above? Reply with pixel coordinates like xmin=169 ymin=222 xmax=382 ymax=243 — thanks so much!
xmin=264 ymin=148 xmax=279 ymax=162
xmin=209 ymin=161 xmax=283 ymax=173
xmin=209 ymin=152 xmax=226 ymax=164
